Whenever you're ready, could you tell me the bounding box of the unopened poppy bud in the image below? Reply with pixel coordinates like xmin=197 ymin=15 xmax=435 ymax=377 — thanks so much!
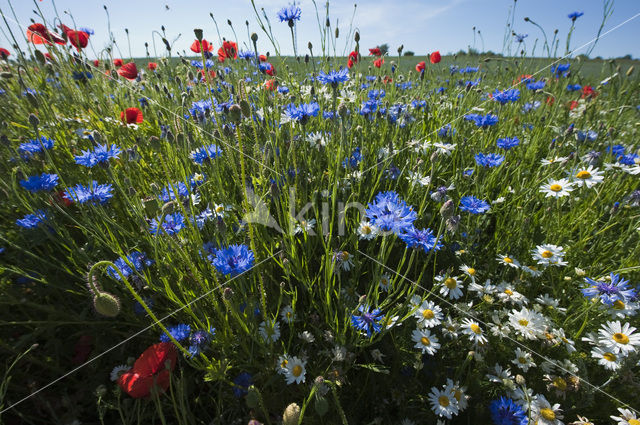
xmin=229 ymin=104 xmax=242 ymax=123
xmin=251 ymin=32 xmax=258 ymax=42
xmin=240 ymin=99 xmax=251 ymax=117
xmin=26 ymin=92 xmax=38 ymax=108
xmin=397 ymin=45 xmax=403 ymax=54
xmin=28 ymin=113 xmax=40 ymax=128
xmin=95 ymin=384 xmax=107 ymax=397
xmin=524 ymin=16 xmax=530 ymax=21
xmin=305 ymin=54 xmax=309 ymax=63
xmin=354 ymin=31 xmax=360 ymax=42
xmin=440 ymin=199 xmax=455 ymax=219
xmin=93 ymin=292 xmax=121 ymax=317
xmin=307 ymin=41 xmax=313 ymax=51
xmin=325 ymin=17 xmax=330 ymax=27
xmin=446 ymin=215 xmax=460 ymax=233
xmin=282 ymin=403 xmax=301 ymax=425
xmin=335 ymin=27 xmax=339 ymax=38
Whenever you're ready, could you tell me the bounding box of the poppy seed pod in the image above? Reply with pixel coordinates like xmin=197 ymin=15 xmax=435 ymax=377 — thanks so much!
xmin=251 ymin=32 xmax=258 ymax=42
xmin=93 ymin=291 xmax=121 ymax=317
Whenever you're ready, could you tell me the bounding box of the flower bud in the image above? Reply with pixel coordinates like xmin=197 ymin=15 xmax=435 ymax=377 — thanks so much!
xmin=251 ymin=32 xmax=258 ymax=42
xmin=282 ymin=403 xmax=301 ymax=425
xmin=515 ymin=374 xmax=526 ymax=385
xmin=28 ymin=113 xmax=40 ymax=128
xmin=240 ymin=99 xmax=251 ymax=117
xmin=93 ymin=292 xmax=121 ymax=317
xmin=315 ymin=396 xmax=329 ymax=416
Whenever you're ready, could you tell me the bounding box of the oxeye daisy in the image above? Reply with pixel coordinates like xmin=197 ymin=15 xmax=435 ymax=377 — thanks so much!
xmin=591 ymin=346 xmax=621 ymax=370
xmin=357 ymin=221 xmax=379 ymax=240
xmin=280 ymin=305 xmax=295 ymax=324
xmin=532 ymin=244 xmax=567 ymax=267
xmin=496 ymin=282 xmax=526 ymax=305
xmin=497 ymin=254 xmax=521 ymax=269
xmin=441 ymin=316 xmax=459 ymax=339
xmin=568 ymin=165 xmax=603 ymax=188
xmin=530 ymin=395 xmax=563 ymax=425
xmin=597 ymin=320 xmax=640 ymax=355
xmin=486 ymin=363 xmax=513 ymax=384
xmin=428 ymin=385 xmax=459 ymax=419
xmin=611 ymin=408 xmax=640 ymax=425
xmin=607 ymin=299 xmax=638 ymax=319
xmin=276 ymin=354 xmax=290 ymax=375
xmin=461 ymin=318 xmax=488 ymax=345
xmin=259 ymin=319 xmax=281 ymax=343
xmin=414 ymin=300 xmax=443 ymax=328
xmin=508 ymin=307 xmax=546 ymax=340
xmin=459 ymin=264 xmax=478 ymax=283
xmin=284 ymin=356 xmax=306 ymax=384
xmin=511 ymin=347 xmax=536 ymax=372
xmin=378 ymin=274 xmax=392 ymax=292
xmin=540 ymin=156 xmax=569 ymax=166
xmin=411 ymin=328 xmax=441 ymax=355
xmin=446 ymin=379 xmax=469 ymax=412
xmin=435 ymin=274 xmax=464 ymax=300
xmin=540 ymin=178 xmax=574 ymax=198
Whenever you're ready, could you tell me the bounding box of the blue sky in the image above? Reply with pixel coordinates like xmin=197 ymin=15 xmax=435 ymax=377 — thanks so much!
xmin=2 ymin=0 xmax=639 ymax=59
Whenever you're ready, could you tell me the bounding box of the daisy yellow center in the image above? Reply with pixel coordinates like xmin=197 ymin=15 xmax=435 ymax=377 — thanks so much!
xmin=553 ymin=377 xmax=567 ymax=391
xmin=467 ymin=268 xmax=476 ymax=275
xmin=281 ymin=359 xmax=288 ymax=368
xmin=420 ymin=336 xmax=431 ymax=346
xmin=340 ymin=251 xmax=350 ymax=261
xmin=444 ymin=278 xmax=457 ymax=289
xmin=540 ymin=408 xmax=556 ymax=421
xmin=215 ymin=205 xmax=224 ymax=213
xmin=503 ymin=257 xmax=513 ymax=264
xmin=470 ymin=324 xmax=482 ymax=334
xmin=613 ymin=300 xmax=625 ymax=310
xmin=362 ymin=225 xmax=372 ymax=234
xmin=286 ymin=312 xmax=292 ymax=318
xmin=603 ymin=352 xmax=617 ymax=362
xmin=541 ymin=250 xmax=553 ymax=258
xmin=518 ymin=357 xmax=527 ymax=364
xmin=438 ymin=395 xmax=450 ymax=407
xmin=454 ymin=389 xmax=462 ymax=401
xmin=628 ymin=419 xmax=640 ymax=425
xmin=423 ymin=309 xmax=435 ymax=320
xmin=613 ymin=332 xmax=629 ymax=345
xmin=549 ymin=184 xmax=562 ymax=192
xmin=518 ymin=319 xmax=529 ymax=327
xmin=576 ymin=170 xmax=591 ymax=179
xmin=504 ymin=289 xmax=514 ymax=296
xmin=292 ymin=365 xmax=303 ymax=377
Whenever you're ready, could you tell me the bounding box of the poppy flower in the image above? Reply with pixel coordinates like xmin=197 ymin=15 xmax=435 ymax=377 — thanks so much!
xmin=546 ymin=96 xmax=555 ymax=106
xmin=148 ymin=62 xmax=158 ymax=71
xmin=347 ymin=58 xmax=354 ymax=69
xmin=190 ymin=39 xmax=214 ymax=53
xmin=54 ymin=190 xmax=74 ymax=207
xmin=27 ymin=23 xmax=65 ymax=45
xmin=66 ymin=30 xmax=90 ymax=50
xmin=93 ymin=59 xmax=100 ymax=67
xmin=264 ymin=79 xmax=276 ymax=91
xmin=264 ymin=63 xmax=276 ymax=76
xmin=369 ymin=47 xmax=382 ymax=56
xmin=117 ymin=62 xmax=138 ymax=80
xmin=113 ymin=58 xmax=123 ymax=68
xmin=374 ymin=58 xmax=384 ymax=68
xmin=217 ymin=40 xmax=238 ymax=62
xmin=430 ymin=50 xmax=441 ymax=64
xmin=416 ymin=61 xmax=426 ymax=73
xmin=569 ymin=100 xmax=579 ymax=110
xmin=0 ymin=48 xmax=10 ymax=59
xmin=44 ymin=53 xmax=54 ymax=62
xmin=118 ymin=342 xmax=177 ymax=399
xmin=121 ymin=107 xmax=144 ymax=124
xmin=259 ymin=54 xmax=267 ymax=62
xmin=581 ymin=85 xmax=597 ymax=99
xmin=198 ymin=69 xmax=217 ymax=80
xmin=382 ymin=75 xmax=393 ymax=84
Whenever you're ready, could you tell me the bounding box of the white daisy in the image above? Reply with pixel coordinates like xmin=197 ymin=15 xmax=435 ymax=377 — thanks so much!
xmin=540 ymin=156 xmax=569 ymax=166
xmin=294 ymin=218 xmax=316 ymax=235
xmin=357 ymin=221 xmax=379 ymax=240
xmin=568 ymin=165 xmax=604 ymax=188
xmin=496 ymin=254 xmax=521 ymax=268
xmin=441 ymin=316 xmax=459 ymax=339
xmin=276 ymin=354 xmax=290 ymax=375
xmin=495 ymin=282 xmax=527 ymax=305
xmin=508 ymin=307 xmax=547 ymax=340
xmin=110 ymin=364 xmax=130 ymax=382
xmin=280 ymin=305 xmax=295 ymax=324
xmin=435 ymin=275 xmax=464 ymax=300
xmin=512 ymin=347 xmax=536 ymax=372
xmin=597 ymin=320 xmax=640 ymax=355
xmin=284 ymin=356 xmax=307 ymax=384
xmin=460 ymin=318 xmax=488 ymax=345
xmin=406 ymin=171 xmax=431 ymax=186
xmin=446 ymin=379 xmax=469 ymax=412
xmin=411 ymin=328 xmax=441 ymax=355
xmin=540 ymin=178 xmax=574 ymax=198
xmin=607 ymin=299 xmax=639 ymax=319
xmin=459 ymin=264 xmax=478 ymax=283
xmin=611 ymin=407 xmax=640 ymax=425
xmin=486 ymin=363 xmax=513 ymax=384
xmin=414 ymin=300 xmax=444 ymax=328
xmin=428 ymin=385 xmax=459 ymax=419
xmin=258 ymin=319 xmax=281 ymax=343
xmin=591 ymin=346 xmax=621 ymax=371
xmin=378 ymin=273 xmax=392 ymax=292
xmin=530 ymin=395 xmax=564 ymax=425
xmin=532 ymin=244 xmax=567 ymax=267
xmin=299 ymin=330 xmax=315 ymax=343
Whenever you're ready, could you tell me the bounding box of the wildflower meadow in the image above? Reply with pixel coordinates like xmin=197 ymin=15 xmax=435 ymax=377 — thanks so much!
xmin=0 ymin=0 xmax=639 ymax=424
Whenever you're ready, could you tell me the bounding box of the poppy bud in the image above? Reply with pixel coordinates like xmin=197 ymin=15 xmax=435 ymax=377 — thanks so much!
xmin=325 ymin=18 xmax=330 ymax=27
xmin=227 ymin=19 xmax=232 ymax=26
xmin=397 ymin=45 xmax=403 ymax=55
xmin=354 ymin=31 xmax=360 ymax=42
xmin=229 ymin=104 xmax=242 ymax=123
xmin=251 ymin=32 xmax=258 ymax=43
xmin=282 ymin=403 xmax=301 ymax=425
xmin=194 ymin=28 xmax=203 ymax=41
xmin=335 ymin=28 xmax=339 ymax=38
xmin=308 ymin=41 xmax=313 ymax=50
xmin=93 ymin=291 xmax=121 ymax=317
xmin=524 ymin=16 xmax=530 ymax=21
xmin=28 ymin=113 xmax=40 ymax=128
xmin=305 ymin=54 xmax=309 ymax=63
xmin=26 ymin=92 xmax=38 ymax=108
xmin=239 ymin=99 xmax=251 ymax=117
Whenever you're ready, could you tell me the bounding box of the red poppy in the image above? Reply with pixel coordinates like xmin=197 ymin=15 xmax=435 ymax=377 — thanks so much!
xmin=93 ymin=59 xmax=100 ymax=67
xmin=259 ymin=54 xmax=267 ymax=62
xmin=148 ymin=62 xmax=158 ymax=71
xmin=0 ymin=48 xmax=10 ymax=59
xmin=581 ymin=85 xmax=597 ymax=99
xmin=264 ymin=79 xmax=276 ymax=91
xmin=568 ymin=100 xmax=579 ymax=110
xmin=190 ymin=39 xmax=214 ymax=53
xmin=66 ymin=30 xmax=89 ymax=50
xmin=198 ymin=69 xmax=217 ymax=80
xmin=374 ymin=58 xmax=384 ymax=68
xmin=347 ymin=58 xmax=354 ymax=69
xmin=217 ymin=40 xmax=238 ymax=62
xmin=72 ymin=335 xmax=93 ymax=365
xmin=382 ymin=75 xmax=393 ymax=84
xmin=546 ymin=96 xmax=555 ymax=106
xmin=415 ymin=61 xmax=426 ymax=73
xmin=369 ymin=47 xmax=382 ymax=56
xmin=118 ymin=342 xmax=177 ymax=399
xmin=53 ymin=190 xmax=73 ymax=207
xmin=44 ymin=53 xmax=53 ymax=62
xmin=113 ymin=58 xmax=123 ymax=68
xmin=264 ymin=63 xmax=276 ymax=76
xmin=121 ymin=107 xmax=144 ymax=124
xmin=27 ymin=23 xmax=65 ymax=45
xmin=430 ymin=51 xmax=441 ymax=64
xmin=348 ymin=50 xmax=359 ymax=63
xmin=117 ymin=62 xmax=138 ymax=80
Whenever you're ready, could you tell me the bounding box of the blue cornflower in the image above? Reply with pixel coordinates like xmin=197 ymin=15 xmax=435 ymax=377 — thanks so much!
xmin=576 ymin=130 xmax=598 ymax=142
xmin=232 ymin=372 xmax=253 ymax=398
xmin=277 ymin=85 xmax=290 ymax=94
xmin=459 ymin=66 xmax=479 ymax=74
xmin=277 ymin=4 xmax=302 ymax=25
xmin=489 ymin=397 xmax=528 ymax=425
xmin=64 ymin=181 xmax=114 ymax=204
xmin=350 ymin=305 xmax=384 ymax=337
xmin=551 ymin=63 xmax=570 ymax=76
xmin=79 ymin=27 xmax=94 ymax=35
xmin=497 ymin=137 xmax=520 ymax=150
xmin=526 ymin=80 xmax=546 ymax=90
xmin=284 ymin=102 xmax=320 ymax=124
xmin=514 ymin=33 xmax=528 ymax=43
xmin=567 ymin=84 xmax=582 ymax=91
xmin=19 ymin=173 xmax=58 ymax=192
xmin=238 ymin=50 xmax=255 ymax=60
xmin=368 ymin=89 xmax=385 ymax=100
xmin=581 ymin=273 xmax=637 ymax=305
xmin=188 ymin=328 xmax=215 ymax=357
xmin=317 ymin=68 xmax=349 ymax=87
xmin=365 ymin=191 xmax=417 ymax=235
xmin=465 ymin=113 xmax=499 ymax=128
xmin=160 ymin=324 xmax=191 ymax=342
xmin=190 ymin=59 xmax=215 ymax=69
xmin=133 ymin=297 xmax=154 ymax=315
xmin=459 ymin=196 xmax=490 ymax=214
xmin=521 ymin=101 xmax=541 ymax=113
xmin=106 ymin=251 xmax=154 ymax=280
xmin=568 ymin=11 xmax=584 ymax=21
xmin=159 ymin=181 xmax=190 ymax=202
xmin=619 ymin=153 xmax=639 ymax=165
xmin=210 ymin=244 xmax=255 ymax=276
xmin=399 ymin=226 xmax=442 ymax=253
xmin=149 ymin=212 xmax=186 ymax=235
xmin=475 ymin=152 xmax=505 ymax=167
xmin=438 ymin=124 xmax=456 ymax=138
xmin=74 ymin=144 xmax=120 ymax=167
xmin=190 ymin=144 xmax=223 ymax=165
xmin=342 ymin=147 xmax=362 ymax=169
xmin=360 ymin=99 xmax=381 ymax=116
xmin=491 ymin=88 xmax=520 ymax=104
xmin=16 ymin=210 xmax=47 ymax=229
xmin=18 ymin=136 xmax=55 ymax=157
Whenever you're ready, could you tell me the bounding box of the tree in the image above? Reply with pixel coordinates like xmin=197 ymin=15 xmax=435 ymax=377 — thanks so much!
xmin=403 ymin=51 xmax=415 ymax=56
xmin=379 ymin=43 xmax=389 ymax=55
